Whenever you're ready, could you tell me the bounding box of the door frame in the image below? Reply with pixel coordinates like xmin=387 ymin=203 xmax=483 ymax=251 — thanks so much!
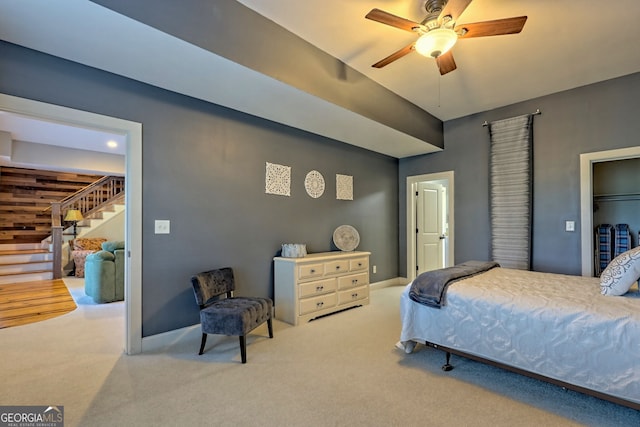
xmin=406 ymin=171 xmax=454 ymax=282
xmin=580 ymin=146 xmax=640 ymax=276
xmin=0 ymin=93 xmax=143 ymax=354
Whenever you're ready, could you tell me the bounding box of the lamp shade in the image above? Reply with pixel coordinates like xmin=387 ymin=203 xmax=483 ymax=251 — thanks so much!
xmin=415 ymin=28 xmax=457 ymax=58
xmin=64 ymin=209 xmax=83 ymax=222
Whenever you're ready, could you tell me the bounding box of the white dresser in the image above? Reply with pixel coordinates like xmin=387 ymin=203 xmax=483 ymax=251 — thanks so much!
xmin=274 ymin=251 xmax=371 ymax=325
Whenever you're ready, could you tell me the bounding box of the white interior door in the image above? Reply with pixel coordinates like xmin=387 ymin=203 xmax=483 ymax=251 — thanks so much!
xmin=416 ymin=182 xmax=445 ymax=275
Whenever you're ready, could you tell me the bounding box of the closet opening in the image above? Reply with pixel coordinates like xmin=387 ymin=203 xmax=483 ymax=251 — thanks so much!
xmin=580 ymin=147 xmax=640 ymax=276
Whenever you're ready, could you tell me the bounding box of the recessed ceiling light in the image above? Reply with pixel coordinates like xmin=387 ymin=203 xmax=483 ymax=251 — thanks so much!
xmin=107 ymin=140 xmax=118 ymax=149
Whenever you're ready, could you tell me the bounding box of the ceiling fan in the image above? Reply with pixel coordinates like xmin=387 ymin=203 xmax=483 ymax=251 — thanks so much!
xmin=365 ymin=0 xmax=527 ymax=75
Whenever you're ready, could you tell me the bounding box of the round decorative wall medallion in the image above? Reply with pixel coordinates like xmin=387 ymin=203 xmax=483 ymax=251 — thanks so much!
xmin=304 ymin=170 xmax=325 ymax=198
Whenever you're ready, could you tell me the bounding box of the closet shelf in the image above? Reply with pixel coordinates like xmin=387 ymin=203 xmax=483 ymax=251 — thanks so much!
xmin=594 ymin=193 xmax=640 ymax=202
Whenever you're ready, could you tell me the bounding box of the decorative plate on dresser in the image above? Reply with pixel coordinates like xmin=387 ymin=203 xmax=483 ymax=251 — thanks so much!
xmin=333 ymin=225 xmax=360 ymax=251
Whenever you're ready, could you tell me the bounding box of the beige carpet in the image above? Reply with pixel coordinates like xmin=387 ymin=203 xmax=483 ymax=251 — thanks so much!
xmin=0 ymin=279 xmax=637 ymax=426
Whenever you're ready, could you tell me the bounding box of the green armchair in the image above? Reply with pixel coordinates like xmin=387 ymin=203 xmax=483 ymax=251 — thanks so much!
xmin=84 ymin=241 xmax=125 ymax=303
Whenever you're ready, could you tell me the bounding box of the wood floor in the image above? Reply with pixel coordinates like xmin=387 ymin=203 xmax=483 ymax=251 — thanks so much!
xmin=0 ymin=279 xmax=76 ymax=329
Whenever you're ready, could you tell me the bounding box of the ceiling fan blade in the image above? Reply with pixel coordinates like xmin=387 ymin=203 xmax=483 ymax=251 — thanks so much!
xmin=456 ymin=16 xmax=527 ymax=38
xmin=365 ymin=8 xmax=423 ymax=32
xmin=371 ymin=43 xmax=415 ymax=68
xmin=438 ymin=0 xmax=473 ymax=24
xmin=436 ymin=51 xmax=457 ymax=75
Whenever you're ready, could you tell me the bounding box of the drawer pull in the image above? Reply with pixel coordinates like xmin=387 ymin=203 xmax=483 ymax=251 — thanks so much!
xmin=316 ymin=301 xmax=324 ymax=308
xmin=352 ymin=293 xmax=358 ymax=298
xmin=310 ymin=269 xmax=316 ymax=273
xmin=316 ymin=285 xmax=324 ymax=292
xmin=358 ymin=262 xmax=362 ymax=267
xmin=352 ymin=279 xmax=358 ymax=284
xmin=335 ymin=266 xmax=341 ymax=270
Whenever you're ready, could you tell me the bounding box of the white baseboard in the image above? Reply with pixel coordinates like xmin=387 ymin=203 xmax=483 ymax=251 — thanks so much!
xmin=141 ymin=276 xmax=410 ymax=352
xmin=141 ymin=324 xmax=200 ymax=353
xmin=370 ymin=276 xmax=410 ymax=291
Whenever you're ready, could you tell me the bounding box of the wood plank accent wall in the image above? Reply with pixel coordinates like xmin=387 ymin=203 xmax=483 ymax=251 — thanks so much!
xmin=0 ymin=167 xmax=103 ymax=244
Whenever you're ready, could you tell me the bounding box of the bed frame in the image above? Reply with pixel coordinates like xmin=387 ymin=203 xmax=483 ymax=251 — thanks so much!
xmin=424 ymin=341 xmax=640 ymax=410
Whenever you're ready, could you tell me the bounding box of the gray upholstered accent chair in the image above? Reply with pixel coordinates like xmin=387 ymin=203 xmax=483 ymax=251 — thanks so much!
xmin=190 ymin=268 xmax=273 ymax=363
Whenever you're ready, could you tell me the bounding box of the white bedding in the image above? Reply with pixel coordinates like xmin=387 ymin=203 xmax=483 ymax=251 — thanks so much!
xmin=400 ymin=267 xmax=640 ymax=404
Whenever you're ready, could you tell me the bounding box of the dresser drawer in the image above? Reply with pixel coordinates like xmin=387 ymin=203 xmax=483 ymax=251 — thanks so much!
xmin=299 ymin=278 xmax=337 ymax=298
xmin=349 ymin=257 xmax=369 ymax=272
xmin=324 ymin=259 xmax=349 ymax=275
xmin=299 ymin=293 xmax=337 ymax=315
xmin=298 ymin=263 xmax=324 ymax=280
xmin=338 ymin=285 xmax=368 ymax=305
xmin=338 ymin=272 xmax=368 ymax=290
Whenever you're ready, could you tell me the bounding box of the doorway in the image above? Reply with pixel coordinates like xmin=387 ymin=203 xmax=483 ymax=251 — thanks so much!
xmin=580 ymin=146 xmax=640 ymax=276
xmin=0 ymin=93 xmax=142 ymax=354
xmin=406 ymin=171 xmax=454 ymax=281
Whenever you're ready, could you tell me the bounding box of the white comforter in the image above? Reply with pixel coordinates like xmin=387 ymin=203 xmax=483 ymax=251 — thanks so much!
xmin=400 ymin=267 xmax=640 ymax=404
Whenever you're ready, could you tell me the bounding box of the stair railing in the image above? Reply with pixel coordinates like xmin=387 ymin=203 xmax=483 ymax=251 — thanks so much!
xmin=48 ymin=175 xmax=125 ymax=278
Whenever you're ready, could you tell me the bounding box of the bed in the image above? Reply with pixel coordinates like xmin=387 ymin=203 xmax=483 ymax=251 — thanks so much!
xmin=399 ymin=265 xmax=640 ymax=409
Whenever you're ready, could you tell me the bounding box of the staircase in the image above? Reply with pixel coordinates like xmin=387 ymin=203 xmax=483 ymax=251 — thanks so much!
xmin=0 ymin=242 xmax=53 ymax=285
xmin=0 ymin=167 xmax=125 ymax=284
xmin=0 ymin=202 xmax=125 ymax=284
xmin=57 ymin=200 xmax=126 ymax=276
xmin=0 ymin=166 xmax=105 ymax=244
xmin=74 ymin=202 xmax=125 ymax=237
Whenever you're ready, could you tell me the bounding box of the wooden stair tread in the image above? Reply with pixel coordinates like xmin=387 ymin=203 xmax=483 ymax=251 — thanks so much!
xmin=0 ymin=269 xmax=53 ymax=277
xmin=0 ymin=249 xmax=50 ymax=256
xmin=0 ymin=259 xmax=52 ymax=266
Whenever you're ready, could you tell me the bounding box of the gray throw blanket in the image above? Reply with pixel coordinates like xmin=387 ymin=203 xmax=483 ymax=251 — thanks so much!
xmin=409 ymin=261 xmax=499 ymax=308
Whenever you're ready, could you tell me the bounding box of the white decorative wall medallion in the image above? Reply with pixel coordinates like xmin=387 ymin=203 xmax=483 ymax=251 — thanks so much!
xmin=304 ymin=170 xmax=325 ymax=198
xmin=265 ymin=162 xmax=291 ymax=196
xmin=336 ymin=174 xmax=353 ymax=200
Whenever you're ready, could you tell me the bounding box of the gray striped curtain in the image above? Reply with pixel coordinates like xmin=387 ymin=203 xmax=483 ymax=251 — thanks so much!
xmin=489 ymin=114 xmax=534 ymax=270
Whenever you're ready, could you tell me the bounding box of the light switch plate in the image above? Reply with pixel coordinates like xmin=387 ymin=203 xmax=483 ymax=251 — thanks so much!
xmin=155 ymin=220 xmax=170 ymax=234
xmin=565 ymin=220 xmax=575 ymax=232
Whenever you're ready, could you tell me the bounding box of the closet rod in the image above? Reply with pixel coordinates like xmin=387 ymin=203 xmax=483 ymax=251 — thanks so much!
xmin=482 ymin=109 xmax=541 ymax=127
xmin=594 ymin=194 xmax=640 ymax=202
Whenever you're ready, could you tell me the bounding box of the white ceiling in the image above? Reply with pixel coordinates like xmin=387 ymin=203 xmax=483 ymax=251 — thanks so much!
xmin=237 ymin=0 xmax=640 ymax=121
xmin=0 ymin=110 xmax=126 ymax=155
xmin=1 ymin=0 xmax=639 ymax=159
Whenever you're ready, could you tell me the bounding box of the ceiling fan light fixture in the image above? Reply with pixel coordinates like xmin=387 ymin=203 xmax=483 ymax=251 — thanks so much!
xmin=414 ymin=28 xmax=457 ymax=58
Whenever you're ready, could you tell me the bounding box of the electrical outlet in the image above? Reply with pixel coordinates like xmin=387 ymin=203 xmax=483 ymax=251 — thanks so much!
xmin=155 ymin=220 xmax=170 ymax=234
xmin=373 ymin=265 xmax=377 ymax=274
xmin=565 ymin=220 xmax=575 ymax=232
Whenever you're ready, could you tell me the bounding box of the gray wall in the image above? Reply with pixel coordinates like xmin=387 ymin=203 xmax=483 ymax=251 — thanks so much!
xmin=0 ymin=41 xmax=399 ymax=337
xmin=400 ymin=72 xmax=640 ymax=276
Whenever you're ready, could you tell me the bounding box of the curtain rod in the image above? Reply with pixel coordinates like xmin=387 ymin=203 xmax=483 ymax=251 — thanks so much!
xmin=482 ymin=109 xmax=541 ymax=127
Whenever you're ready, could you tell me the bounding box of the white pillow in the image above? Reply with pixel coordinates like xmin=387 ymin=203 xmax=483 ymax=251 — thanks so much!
xmin=600 ymin=246 xmax=640 ymax=296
